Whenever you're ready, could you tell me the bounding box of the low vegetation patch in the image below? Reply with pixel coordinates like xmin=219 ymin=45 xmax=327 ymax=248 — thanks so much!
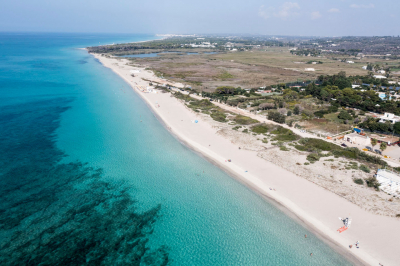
xmin=307 ymin=153 xmax=320 ymax=163
xmin=280 ymin=146 xmax=289 ymax=151
xmin=271 ymin=126 xmax=300 ymax=142
xmin=359 ymin=165 xmax=370 ymax=173
xmin=353 ymin=178 xmax=364 ymax=185
xmin=174 ymin=91 xmax=193 ymax=102
xmin=234 ymin=115 xmax=259 ymax=125
xmin=251 ymin=124 xmax=269 ymax=134
xmin=298 ymin=138 xmax=387 ymax=166
xmin=210 ymin=110 xmax=227 ymax=122
xmin=217 ymin=71 xmax=234 ymax=80
xmin=366 ymin=176 xmax=380 ymax=190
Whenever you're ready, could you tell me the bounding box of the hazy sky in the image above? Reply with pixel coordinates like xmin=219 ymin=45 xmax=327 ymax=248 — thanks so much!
xmin=0 ymin=0 xmax=398 ymax=36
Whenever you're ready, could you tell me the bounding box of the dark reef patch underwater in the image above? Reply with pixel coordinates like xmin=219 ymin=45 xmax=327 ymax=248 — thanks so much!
xmin=0 ymin=98 xmax=169 ymax=265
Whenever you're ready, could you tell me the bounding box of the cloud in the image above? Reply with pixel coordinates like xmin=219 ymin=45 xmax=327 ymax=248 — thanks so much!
xmin=259 ymin=2 xmax=300 ymax=20
xmin=328 ymin=8 xmax=340 ymax=13
xmin=350 ymin=4 xmax=375 ymax=9
xmin=276 ymin=2 xmax=300 ymax=19
xmin=311 ymin=11 xmax=321 ymax=20
xmin=258 ymin=5 xmax=274 ymax=19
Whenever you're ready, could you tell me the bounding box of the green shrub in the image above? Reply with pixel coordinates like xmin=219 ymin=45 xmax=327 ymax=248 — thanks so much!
xmin=242 ymin=129 xmax=249 ymax=133
xmin=307 ymin=153 xmax=320 ymax=163
xmin=280 ymin=146 xmax=289 ymax=151
xmin=366 ymin=176 xmax=380 ymax=190
xmin=234 ymin=115 xmax=259 ymax=125
xmin=271 ymin=126 xmax=300 ymax=142
xmin=338 ymin=110 xmax=353 ymax=120
xmin=314 ymin=110 xmax=329 ymax=118
xmin=210 ymin=110 xmax=227 ymax=122
xmin=251 ymin=124 xmax=269 ymax=134
xmin=174 ymin=92 xmax=194 ymax=102
xmin=262 ymin=138 xmax=268 ymax=144
xmin=232 ymin=126 xmax=242 ymax=131
xmin=268 ymin=111 xmax=286 ymax=124
xmin=359 ymin=165 xmax=370 ymax=173
xmin=353 ymin=178 xmax=364 ymax=185
xmin=304 ymin=162 xmax=310 ymax=165
xmin=295 ymin=145 xmax=307 ymax=151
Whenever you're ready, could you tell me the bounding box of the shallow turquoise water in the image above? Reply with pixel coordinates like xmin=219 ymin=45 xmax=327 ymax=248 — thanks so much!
xmin=0 ymin=33 xmax=351 ymax=265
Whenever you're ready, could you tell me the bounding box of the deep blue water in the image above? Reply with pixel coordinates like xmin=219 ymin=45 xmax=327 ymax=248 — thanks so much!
xmin=0 ymin=33 xmax=352 ymax=265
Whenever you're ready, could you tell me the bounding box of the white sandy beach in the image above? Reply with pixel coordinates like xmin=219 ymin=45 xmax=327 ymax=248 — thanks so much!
xmin=91 ymin=53 xmax=400 ymax=266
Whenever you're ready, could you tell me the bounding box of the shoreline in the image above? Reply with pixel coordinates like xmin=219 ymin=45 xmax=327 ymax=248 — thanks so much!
xmin=89 ymin=51 xmax=400 ymax=266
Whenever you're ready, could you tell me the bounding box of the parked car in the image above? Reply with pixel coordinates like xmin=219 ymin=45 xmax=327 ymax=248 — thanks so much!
xmin=374 ymin=149 xmax=382 ymax=155
xmin=341 ymin=143 xmax=348 ymax=147
xmin=366 ymin=146 xmax=372 ymax=151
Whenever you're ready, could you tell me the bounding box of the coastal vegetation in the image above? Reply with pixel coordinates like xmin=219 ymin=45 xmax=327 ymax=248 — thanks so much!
xmin=233 ymin=115 xmax=258 ymax=125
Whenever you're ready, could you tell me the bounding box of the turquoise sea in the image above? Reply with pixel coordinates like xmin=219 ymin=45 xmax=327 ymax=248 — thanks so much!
xmin=0 ymin=33 xmax=352 ymax=265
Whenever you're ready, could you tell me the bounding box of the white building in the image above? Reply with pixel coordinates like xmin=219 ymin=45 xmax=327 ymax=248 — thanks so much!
xmin=376 ymin=169 xmax=400 ymax=197
xmin=346 ymin=61 xmax=354 ymax=64
xmin=377 ymin=70 xmax=386 ymax=74
xmin=379 ymin=113 xmax=400 ymax=124
xmin=362 ymin=66 xmax=368 ymax=70
xmin=374 ymin=75 xmax=387 ymax=79
xmin=352 ymin=85 xmax=360 ymax=89
xmin=304 ymin=68 xmax=315 ymax=71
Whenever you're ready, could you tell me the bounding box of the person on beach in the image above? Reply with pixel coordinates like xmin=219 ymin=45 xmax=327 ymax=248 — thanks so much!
xmin=310 ymin=253 xmax=313 ymax=256
xmin=304 ymin=234 xmax=307 ymax=238
xmin=349 ymin=245 xmax=352 ymax=249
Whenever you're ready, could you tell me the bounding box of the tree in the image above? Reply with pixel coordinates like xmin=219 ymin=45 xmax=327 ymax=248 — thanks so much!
xmin=268 ymin=111 xmax=286 ymax=124
xmin=394 ymin=122 xmax=400 ymax=134
xmin=380 ymin=142 xmax=387 ymax=151
xmin=293 ymin=105 xmax=300 ymax=115
xmin=371 ymin=138 xmax=377 ymax=148
xmin=287 ymin=110 xmax=292 ymax=116
xmin=259 ymin=103 xmax=274 ymax=110
xmin=338 ymin=110 xmax=353 ymax=120
xmin=338 ymin=71 xmax=346 ymax=78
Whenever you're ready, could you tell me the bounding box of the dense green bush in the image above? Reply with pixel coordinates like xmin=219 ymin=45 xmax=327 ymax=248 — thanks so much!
xmin=353 ymin=178 xmax=364 ymax=185
xmin=251 ymin=124 xmax=269 ymax=134
xmin=234 ymin=115 xmax=259 ymax=125
xmin=314 ymin=110 xmax=329 ymax=118
xmin=268 ymin=111 xmax=286 ymax=124
xmin=210 ymin=110 xmax=227 ymax=122
xmin=338 ymin=110 xmax=353 ymax=120
xmin=295 ymin=145 xmax=307 ymax=151
xmin=271 ymin=126 xmax=300 ymax=142
xmin=359 ymin=165 xmax=370 ymax=173
xmin=307 ymin=153 xmax=320 ymax=163
xmin=366 ymin=176 xmax=380 ymax=190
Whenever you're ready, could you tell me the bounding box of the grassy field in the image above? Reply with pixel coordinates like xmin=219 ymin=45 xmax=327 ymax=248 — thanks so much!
xmin=127 ymin=47 xmax=377 ymax=91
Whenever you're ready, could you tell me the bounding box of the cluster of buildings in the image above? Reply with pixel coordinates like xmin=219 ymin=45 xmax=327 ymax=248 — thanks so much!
xmin=379 ymin=113 xmax=400 ymax=124
xmin=184 ymin=42 xmax=216 ymax=48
